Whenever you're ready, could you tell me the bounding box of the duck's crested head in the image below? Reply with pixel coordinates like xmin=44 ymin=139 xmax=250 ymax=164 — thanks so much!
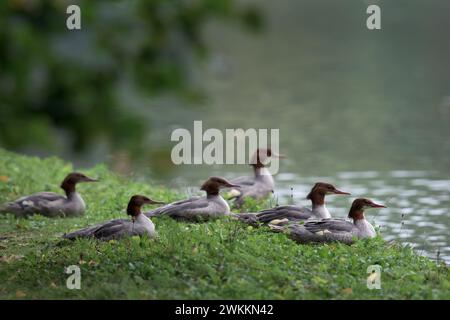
xmin=348 ymin=198 xmax=386 ymax=220
xmin=127 ymin=195 xmax=165 ymax=217
xmin=200 ymin=176 xmax=240 ymax=195
xmin=60 ymin=172 xmax=98 ymax=194
xmin=306 ymin=182 xmax=350 ymax=201
xmin=250 ymin=148 xmax=285 ymax=168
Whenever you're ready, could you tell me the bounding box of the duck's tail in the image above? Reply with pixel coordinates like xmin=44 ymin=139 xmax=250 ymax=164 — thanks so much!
xmin=144 ymin=204 xmax=169 ymax=218
xmin=267 ymin=224 xmax=285 ymax=233
xmin=63 ymin=230 xmax=88 ymax=240
xmin=62 ymin=224 xmax=100 ymax=240
xmin=145 ymin=211 xmax=159 ymax=217
xmin=230 ymin=212 xmax=261 ymax=227
xmin=0 ymin=203 xmax=22 ymax=216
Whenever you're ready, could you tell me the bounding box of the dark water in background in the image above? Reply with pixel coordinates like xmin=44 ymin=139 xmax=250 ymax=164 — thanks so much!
xmin=142 ymin=0 xmax=450 ymax=175
xmin=17 ymin=1 xmax=450 ymax=262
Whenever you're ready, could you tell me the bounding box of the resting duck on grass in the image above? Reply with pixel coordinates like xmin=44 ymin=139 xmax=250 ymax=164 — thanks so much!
xmin=63 ymin=195 xmax=164 ymax=241
xmin=228 ymin=148 xmax=285 ymax=208
xmin=0 ymin=172 xmax=98 ymax=218
xmin=238 ymin=182 xmax=350 ymax=226
xmin=146 ymin=177 xmax=240 ymax=221
xmin=269 ymin=198 xmax=386 ymax=244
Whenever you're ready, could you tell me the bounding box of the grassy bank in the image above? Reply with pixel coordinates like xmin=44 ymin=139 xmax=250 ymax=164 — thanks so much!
xmin=0 ymin=149 xmax=448 ymax=299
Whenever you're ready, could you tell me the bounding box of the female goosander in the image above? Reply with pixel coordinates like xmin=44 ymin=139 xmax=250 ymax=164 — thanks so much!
xmin=63 ymin=195 xmax=164 ymax=241
xmin=270 ymin=198 xmax=386 ymax=244
xmin=0 ymin=172 xmax=98 ymax=217
xmin=146 ymin=177 xmax=240 ymax=221
xmin=239 ymin=182 xmax=350 ymax=225
xmin=229 ymin=148 xmax=285 ymax=207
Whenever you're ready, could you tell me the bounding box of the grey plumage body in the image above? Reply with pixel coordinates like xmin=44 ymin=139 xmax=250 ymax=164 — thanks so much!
xmin=237 ymin=182 xmax=349 ymax=226
xmin=146 ymin=176 xmax=239 ymax=222
xmin=230 ymin=167 xmax=275 ymax=207
xmin=237 ymin=203 xmax=333 ymax=228
xmin=146 ymin=195 xmax=231 ymax=221
xmin=269 ymin=217 xmax=377 ymax=245
xmin=238 ymin=205 xmax=313 ymax=226
xmin=63 ymin=214 xmax=156 ymax=241
xmin=257 ymin=205 xmax=313 ymax=222
xmin=270 ymin=221 xmax=356 ymax=245
xmin=0 ymin=192 xmax=86 ymax=218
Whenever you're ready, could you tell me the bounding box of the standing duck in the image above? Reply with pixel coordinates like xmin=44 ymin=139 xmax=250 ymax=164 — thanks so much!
xmin=0 ymin=172 xmax=98 ymax=217
xmin=229 ymin=148 xmax=285 ymax=207
xmin=239 ymin=182 xmax=350 ymax=225
xmin=146 ymin=177 xmax=240 ymax=221
xmin=269 ymin=198 xmax=386 ymax=244
xmin=63 ymin=195 xmax=164 ymax=241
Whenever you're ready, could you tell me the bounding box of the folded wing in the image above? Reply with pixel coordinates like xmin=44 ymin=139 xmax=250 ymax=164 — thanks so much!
xmin=63 ymin=219 xmax=147 ymax=241
xmin=146 ymin=197 xmax=212 ymax=220
xmin=0 ymin=192 xmax=66 ymax=217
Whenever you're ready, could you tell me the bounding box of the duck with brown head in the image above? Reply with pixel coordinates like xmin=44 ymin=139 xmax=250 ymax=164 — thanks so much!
xmin=145 ymin=177 xmax=240 ymax=221
xmin=229 ymin=148 xmax=285 ymax=208
xmin=0 ymin=172 xmax=98 ymax=217
xmin=238 ymin=182 xmax=350 ymax=226
xmin=63 ymin=195 xmax=164 ymax=241
xmin=269 ymin=198 xmax=386 ymax=244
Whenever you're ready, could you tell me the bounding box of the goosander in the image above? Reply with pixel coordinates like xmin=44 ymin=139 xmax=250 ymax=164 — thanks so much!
xmin=269 ymin=198 xmax=386 ymax=244
xmin=229 ymin=148 xmax=285 ymax=208
xmin=239 ymin=182 xmax=350 ymax=225
xmin=146 ymin=177 xmax=240 ymax=221
xmin=0 ymin=172 xmax=98 ymax=217
xmin=63 ymin=195 xmax=164 ymax=241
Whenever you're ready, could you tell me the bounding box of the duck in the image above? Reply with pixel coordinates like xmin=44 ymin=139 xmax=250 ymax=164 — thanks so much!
xmin=228 ymin=148 xmax=285 ymax=208
xmin=146 ymin=176 xmax=240 ymax=221
xmin=269 ymin=198 xmax=386 ymax=244
xmin=0 ymin=172 xmax=98 ymax=217
xmin=238 ymin=182 xmax=350 ymax=225
xmin=63 ymin=195 xmax=164 ymax=241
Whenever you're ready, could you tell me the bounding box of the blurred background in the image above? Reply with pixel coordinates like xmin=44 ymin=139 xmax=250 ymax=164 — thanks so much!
xmin=0 ymin=0 xmax=449 ymax=262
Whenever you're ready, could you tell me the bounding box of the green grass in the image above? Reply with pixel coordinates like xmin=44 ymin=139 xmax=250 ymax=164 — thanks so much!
xmin=0 ymin=149 xmax=448 ymax=299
